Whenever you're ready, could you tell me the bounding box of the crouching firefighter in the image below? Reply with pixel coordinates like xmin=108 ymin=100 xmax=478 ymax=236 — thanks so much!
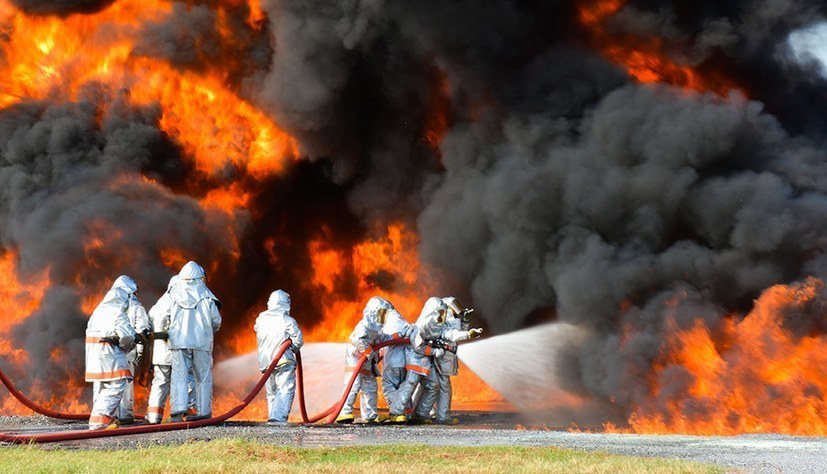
xmin=336 ymin=296 xmax=392 ymax=424
xmin=85 ymin=277 xmax=137 ymax=430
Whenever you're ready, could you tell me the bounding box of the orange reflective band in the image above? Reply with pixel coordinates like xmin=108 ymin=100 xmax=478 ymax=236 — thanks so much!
xmin=85 ymin=337 xmax=108 ymax=344
xmin=405 ymin=364 xmax=430 ymax=376
xmin=345 ymin=367 xmax=373 ymax=376
xmin=89 ymin=415 xmax=112 ymax=425
xmin=424 ymin=346 xmax=432 ymax=356
xmin=85 ymin=369 xmax=133 ymax=380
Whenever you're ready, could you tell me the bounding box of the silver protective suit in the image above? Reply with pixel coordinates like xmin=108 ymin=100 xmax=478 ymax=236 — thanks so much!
xmin=109 ymin=276 xmax=149 ymax=423
xmin=85 ymin=285 xmax=136 ymax=430
xmin=380 ymin=309 xmax=411 ymax=415
xmin=341 ymin=297 xmax=391 ymax=421
xmin=432 ymin=297 xmax=472 ymax=422
xmin=390 ymin=298 xmax=447 ymax=419
xmin=165 ymin=261 xmax=222 ymax=419
xmin=146 ymin=276 xmax=196 ymax=423
xmin=255 ymin=290 xmax=303 ymax=422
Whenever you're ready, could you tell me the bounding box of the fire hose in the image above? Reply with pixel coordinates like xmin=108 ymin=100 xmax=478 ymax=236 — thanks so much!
xmin=0 ymin=338 xmax=409 ymax=443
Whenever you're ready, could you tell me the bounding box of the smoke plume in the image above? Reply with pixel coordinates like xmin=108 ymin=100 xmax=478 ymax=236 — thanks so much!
xmin=2 ymin=0 xmax=827 ymax=429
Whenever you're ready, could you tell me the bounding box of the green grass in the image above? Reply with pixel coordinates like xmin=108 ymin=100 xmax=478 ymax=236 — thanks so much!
xmin=0 ymin=439 xmax=725 ymax=473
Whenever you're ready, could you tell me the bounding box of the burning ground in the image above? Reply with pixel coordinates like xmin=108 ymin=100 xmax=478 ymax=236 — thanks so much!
xmin=2 ymin=0 xmax=827 ymax=436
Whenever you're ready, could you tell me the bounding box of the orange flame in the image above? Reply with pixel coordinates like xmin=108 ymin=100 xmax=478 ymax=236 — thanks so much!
xmin=305 ymin=223 xmax=429 ymax=342
xmin=0 ymin=0 xmax=504 ymax=419
xmin=579 ymin=0 xmax=736 ymax=94
xmin=0 ymin=0 xmax=298 ymax=181
xmin=625 ymin=277 xmax=827 ymax=435
xmin=0 ymin=252 xmax=49 ymax=367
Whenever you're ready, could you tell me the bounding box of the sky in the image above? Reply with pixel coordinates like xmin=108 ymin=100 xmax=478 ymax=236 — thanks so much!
xmin=789 ymin=21 xmax=827 ymax=74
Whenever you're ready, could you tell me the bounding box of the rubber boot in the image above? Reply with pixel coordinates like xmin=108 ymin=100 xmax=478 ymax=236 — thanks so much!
xmin=336 ymin=413 xmax=354 ymax=424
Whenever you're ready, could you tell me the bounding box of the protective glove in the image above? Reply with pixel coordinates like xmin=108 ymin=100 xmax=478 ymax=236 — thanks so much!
xmin=135 ymin=345 xmax=145 ymax=365
xmin=432 ymin=348 xmax=445 ymax=359
xmin=468 ymin=328 xmax=483 ymax=339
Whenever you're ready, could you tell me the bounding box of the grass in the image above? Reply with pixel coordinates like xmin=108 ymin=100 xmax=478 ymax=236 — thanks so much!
xmin=0 ymin=438 xmax=725 ymax=473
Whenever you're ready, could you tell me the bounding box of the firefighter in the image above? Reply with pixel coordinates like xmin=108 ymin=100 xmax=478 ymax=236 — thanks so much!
xmin=336 ymin=297 xmax=392 ymax=423
xmin=387 ymin=297 xmax=449 ymax=423
xmin=164 ymin=261 xmax=221 ymax=422
xmin=85 ymin=278 xmax=137 ymax=430
xmin=255 ymin=290 xmax=303 ymax=424
xmin=110 ymin=275 xmax=149 ymax=425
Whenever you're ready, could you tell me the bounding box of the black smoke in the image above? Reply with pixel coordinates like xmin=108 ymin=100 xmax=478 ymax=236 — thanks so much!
xmin=2 ymin=0 xmax=827 ymax=426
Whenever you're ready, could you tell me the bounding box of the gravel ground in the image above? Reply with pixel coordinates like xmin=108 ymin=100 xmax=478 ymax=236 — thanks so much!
xmin=1 ymin=413 xmax=825 ymax=473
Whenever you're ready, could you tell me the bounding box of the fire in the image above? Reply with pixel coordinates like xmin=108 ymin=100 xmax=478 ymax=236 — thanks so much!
xmin=423 ymin=68 xmax=451 ymax=152
xmin=0 ymin=0 xmax=298 ymax=417
xmin=305 ymin=222 xmax=429 ymax=342
xmin=452 ymin=360 xmax=507 ymax=407
xmin=578 ymin=0 xmax=736 ymax=94
xmin=0 ymin=252 xmax=49 ymax=367
xmin=0 ymin=0 xmax=503 ymax=421
xmin=626 ymin=277 xmax=827 ymax=435
xmin=128 ymin=58 xmax=299 ymax=179
xmin=0 ymin=0 xmax=298 ymax=180
xmin=0 ymin=252 xmax=49 ymax=327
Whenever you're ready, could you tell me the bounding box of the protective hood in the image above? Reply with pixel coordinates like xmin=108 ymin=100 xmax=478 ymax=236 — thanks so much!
xmin=178 ymin=261 xmax=206 ymax=280
xmin=171 ymin=261 xmax=218 ymax=309
xmin=111 ymin=275 xmax=138 ymax=296
xmin=417 ymin=297 xmax=444 ymax=323
xmin=266 ymin=290 xmax=291 ymax=314
xmin=363 ymin=296 xmax=392 ymax=332
xmin=94 ymin=287 xmax=130 ymax=314
xmin=385 ymin=308 xmax=405 ymax=326
xmin=166 ymin=275 xmax=179 ymax=292
xmin=417 ymin=297 xmax=448 ymax=339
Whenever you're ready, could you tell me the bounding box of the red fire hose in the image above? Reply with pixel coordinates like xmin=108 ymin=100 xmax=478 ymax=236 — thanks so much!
xmin=0 ymin=337 xmax=409 ymax=443
xmin=0 ymin=369 xmax=88 ymax=421
xmin=294 ymin=338 xmax=404 ymax=424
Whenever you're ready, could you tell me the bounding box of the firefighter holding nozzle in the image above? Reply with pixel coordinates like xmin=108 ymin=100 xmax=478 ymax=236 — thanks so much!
xmin=430 ymin=297 xmax=482 ymax=424
xmin=394 ymin=297 xmax=482 ymax=424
